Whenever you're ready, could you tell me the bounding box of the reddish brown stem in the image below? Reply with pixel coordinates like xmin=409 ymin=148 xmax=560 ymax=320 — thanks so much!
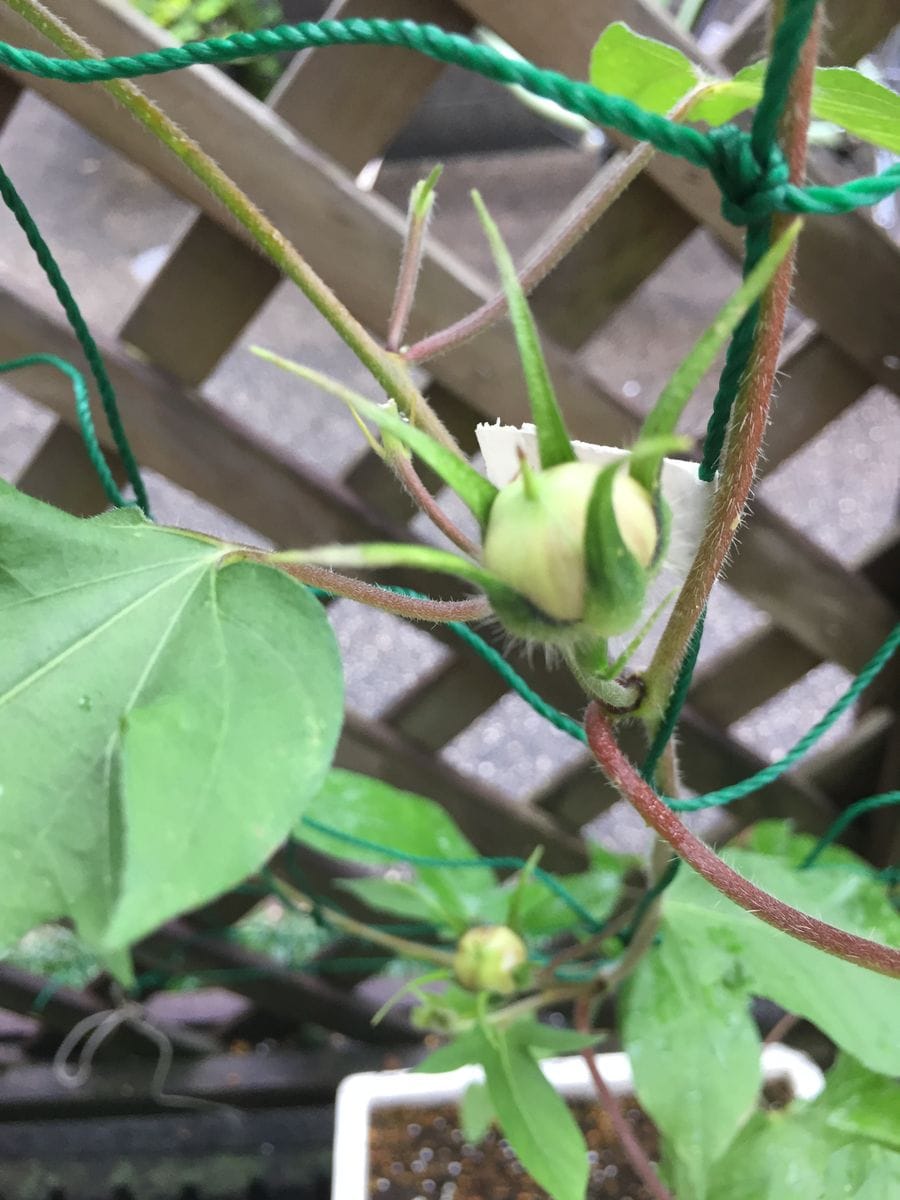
xmin=391 ymin=455 xmax=481 ymax=557
xmin=404 ymin=142 xmax=653 ymax=364
xmin=576 ymin=1000 xmax=673 ymax=1200
xmin=585 ymin=704 xmax=900 ymax=980
xmin=405 ymin=89 xmax=710 ymax=366
xmin=645 ymin=13 xmax=821 ymax=715
xmin=263 ymin=558 xmax=490 ymax=623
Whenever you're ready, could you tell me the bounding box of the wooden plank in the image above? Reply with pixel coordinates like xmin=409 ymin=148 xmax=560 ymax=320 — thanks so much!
xmin=460 ymin=0 xmax=900 ymax=391
xmin=799 ymin=707 xmax=894 ymax=805
xmin=339 ymin=711 xmax=588 ymax=869
xmin=15 ymin=421 xmax=125 ymax=515
xmin=863 ymin=523 xmax=900 ymax=608
xmin=0 ymin=965 xmax=214 ymax=1055
xmin=722 ymin=0 xmax=900 ymax=72
xmin=269 ymin=0 xmax=473 ymax=173
xmin=134 ymin=920 xmax=415 ymax=1045
xmin=121 ymin=218 xmax=279 ymax=386
xmin=0 ymin=68 xmax=21 ymax=122
xmin=868 ymin=719 xmax=900 ymax=868
xmin=722 ymin=502 xmax=897 ymax=675
xmin=529 ymin=170 xmax=695 ymax=348
xmin=121 ymin=0 xmax=469 ymax=385
xmin=762 ymin=326 xmax=870 ymax=477
xmin=0 ymin=277 xmax=415 ymax=548
xmin=690 ymin=628 xmax=819 ymax=730
xmin=691 ymin=527 xmax=899 ymax=731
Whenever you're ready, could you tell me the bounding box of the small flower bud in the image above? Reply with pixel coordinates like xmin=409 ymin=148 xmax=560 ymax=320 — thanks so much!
xmin=453 ymin=925 xmax=528 ymax=995
xmin=481 ymin=462 xmax=657 ymax=626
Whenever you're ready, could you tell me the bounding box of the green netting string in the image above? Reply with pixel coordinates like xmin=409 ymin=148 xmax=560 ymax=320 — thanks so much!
xmin=0 ymin=12 xmax=898 ymax=227
xmin=668 ymin=622 xmax=900 ymax=812
xmin=314 ymin=585 xmax=899 ymax=822
xmin=299 ymin=816 xmax=606 ymax=934
xmin=0 ymin=6 xmax=895 ymax=918
xmin=0 ymin=162 xmax=150 ymax=515
xmin=800 ymin=792 xmax=900 ymax=869
xmin=0 ymin=354 xmax=129 ymax=508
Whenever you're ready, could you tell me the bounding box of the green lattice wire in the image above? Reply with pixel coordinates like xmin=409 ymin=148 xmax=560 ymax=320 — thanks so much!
xmin=0 ymin=1 xmax=897 ymax=962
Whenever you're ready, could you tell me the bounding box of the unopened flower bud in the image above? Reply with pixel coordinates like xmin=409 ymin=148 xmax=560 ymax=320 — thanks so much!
xmin=481 ymin=462 xmax=657 ymax=625
xmin=453 ymin=925 xmax=528 ymax=995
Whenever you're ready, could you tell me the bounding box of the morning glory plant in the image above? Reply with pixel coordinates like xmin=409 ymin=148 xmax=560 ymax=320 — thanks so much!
xmin=258 ymin=189 xmax=798 ymax=710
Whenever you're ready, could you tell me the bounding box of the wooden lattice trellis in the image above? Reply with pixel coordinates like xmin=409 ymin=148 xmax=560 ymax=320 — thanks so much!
xmin=0 ymin=0 xmax=896 ymax=1098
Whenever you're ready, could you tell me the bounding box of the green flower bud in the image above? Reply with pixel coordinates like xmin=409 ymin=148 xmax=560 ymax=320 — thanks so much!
xmin=453 ymin=925 xmax=528 ymax=995
xmin=481 ymin=462 xmax=658 ymax=626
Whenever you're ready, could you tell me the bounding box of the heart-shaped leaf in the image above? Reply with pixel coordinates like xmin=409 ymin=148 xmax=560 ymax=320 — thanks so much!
xmin=0 ymin=484 xmax=343 ymax=957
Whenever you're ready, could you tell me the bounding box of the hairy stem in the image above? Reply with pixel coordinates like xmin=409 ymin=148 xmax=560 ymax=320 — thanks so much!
xmin=601 ymin=838 xmax=672 ymax=992
xmin=576 ymin=999 xmax=673 ymax=1200
xmin=387 ymin=168 xmax=441 ymax=352
xmin=258 ymin=556 xmax=490 ymax=623
xmin=4 ymin=0 xmax=458 ymax=453
xmin=405 ymin=88 xmax=708 ymax=365
xmin=390 ymin=455 xmax=482 ymax=557
xmin=586 ymin=703 xmax=900 ymax=979
xmin=644 ymin=10 xmax=820 ymax=717
xmin=405 ymin=143 xmax=652 ymax=363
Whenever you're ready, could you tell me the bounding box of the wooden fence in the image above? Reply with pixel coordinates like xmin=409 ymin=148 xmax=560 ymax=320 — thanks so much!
xmin=0 ymin=0 xmax=896 ymax=1089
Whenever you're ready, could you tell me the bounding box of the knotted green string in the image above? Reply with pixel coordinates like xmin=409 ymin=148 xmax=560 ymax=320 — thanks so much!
xmin=0 ymin=12 xmax=897 ymax=227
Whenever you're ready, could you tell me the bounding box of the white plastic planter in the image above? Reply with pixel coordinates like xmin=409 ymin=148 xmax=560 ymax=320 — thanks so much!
xmin=332 ymin=1044 xmax=824 ymax=1198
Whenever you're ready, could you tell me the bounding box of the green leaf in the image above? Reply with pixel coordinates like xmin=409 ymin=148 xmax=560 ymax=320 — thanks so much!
xmin=622 ymin=922 xmax=761 ymax=1200
xmin=460 ymin=1080 xmax=495 ymax=1142
xmin=810 ymin=67 xmax=900 ymax=155
xmin=814 ymin=1055 xmax=900 ymax=1152
xmin=511 ymin=1017 xmax=602 ymax=1059
xmin=689 ymin=62 xmax=766 ymax=126
xmin=691 ymin=63 xmax=900 ymax=154
xmin=708 ymin=1055 xmax=900 ymax=1200
xmin=589 ymin=21 xmax=701 ymax=115
xmin=480 ymin=1027 xmax=589 ymax=1200
xmin=745 ymin=819 xmax=863 ymax=871
xmin=471 ymin=191 xmax=575 ymax=470
xmin=662 ymin=851 xmax=900 ymax=1074
xmin=410 ymin=163 xmax=443 ymax=221
xmin=254 ymin=348 xmax=498 ymax=527
xmin=338 ymin=876 xmax=451 ymax=926
xmin=707 ymin=1110 xmax=821 ymax=1200
xmin=0 ymin=486 xmax=342 ymax=956
xmin=500 ymin=844 xmax=633 ymax=937
xmin=637 ymin=219 xmax=802 ymax=464
xmin=280 ymin=540 xmax=501 ymax=597
xmin=296 ymin=771 xmax=497 ymax=926
xmin=414 ymin=1027 xmax=486 ymax=1074
xmin=583 ymin=463 xmax=649 ymax=636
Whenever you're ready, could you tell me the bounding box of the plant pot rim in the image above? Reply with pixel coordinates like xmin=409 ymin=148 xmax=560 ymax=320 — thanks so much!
xmin=332 ymin=1043 xmax=824 ymax=1198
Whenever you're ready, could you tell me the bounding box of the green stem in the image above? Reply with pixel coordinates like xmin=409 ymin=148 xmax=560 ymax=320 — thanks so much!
xmin=3 ymin=0 xmax=458 ymax=453
xmin=275 ymin=878 xmax=457 ymax=969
